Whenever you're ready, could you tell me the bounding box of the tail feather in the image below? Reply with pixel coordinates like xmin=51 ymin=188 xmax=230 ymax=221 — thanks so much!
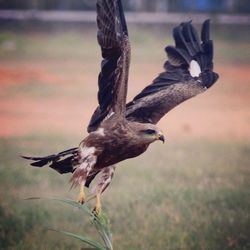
xmin=49 ymin=156 xmax=75 ymax=174
xmin=21 ymin=155 xmax=54 ymax=167
xmin=22 ymin=147 xmax=78 ymax=174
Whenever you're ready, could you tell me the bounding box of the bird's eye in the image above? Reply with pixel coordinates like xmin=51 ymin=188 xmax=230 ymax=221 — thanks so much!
xmin=143 ymin=129 xmax=156 ymax=135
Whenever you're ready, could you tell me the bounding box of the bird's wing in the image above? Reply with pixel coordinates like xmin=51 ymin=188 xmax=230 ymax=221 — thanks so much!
xmin=88 ymin=0 xmax=130 ymax=132
xmin=125 ymin=20 xmax=219 ymax=124
xmin=21 ymin=147 xmax=78 ymax=174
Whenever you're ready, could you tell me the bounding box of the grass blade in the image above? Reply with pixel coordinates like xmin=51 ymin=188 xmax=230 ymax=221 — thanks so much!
xmin=26 ymin=197 xmax=113 ymax=249
xmin=91 ymin=214 xmax=113 ymax=250
xmin=26 ymin=197 xmax=93 ymax=216
xmin=50 ymin=229 xmax=106 ymax=250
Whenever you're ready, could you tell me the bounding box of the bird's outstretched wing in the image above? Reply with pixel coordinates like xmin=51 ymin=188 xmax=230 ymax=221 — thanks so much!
xmin=88 ymin=0 xmax=130 ymax=132
xmin=21 ymin=147 xmax=78 ymax=174
xmin=126 ymin=20 xmax=219 ymax=124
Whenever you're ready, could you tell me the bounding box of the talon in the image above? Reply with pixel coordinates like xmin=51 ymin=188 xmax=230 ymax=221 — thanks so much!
xmin=92 ymin=193 xmax=101 ymax=216
xmin=78 ymin=184 xmax=86 ymax=204
xmin=78 ymin=194 xmax=85 ymax=204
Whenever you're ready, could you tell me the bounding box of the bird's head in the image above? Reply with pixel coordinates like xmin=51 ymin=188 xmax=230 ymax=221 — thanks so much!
xmin=135 ymin=123 xmax=165 ymax=144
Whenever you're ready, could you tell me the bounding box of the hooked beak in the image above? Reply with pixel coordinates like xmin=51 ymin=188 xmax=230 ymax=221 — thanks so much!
xmin=157 ymin=133 xmax=165 ymax=143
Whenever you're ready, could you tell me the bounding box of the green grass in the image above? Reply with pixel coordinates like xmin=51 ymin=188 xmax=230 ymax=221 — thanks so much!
xmin=26 ymin=198 xmax=114 ymax=250
xmin=0 ymin=24 xmax=250 ymax=249
xmin=0 ymin=137 xmax=249 ymax=249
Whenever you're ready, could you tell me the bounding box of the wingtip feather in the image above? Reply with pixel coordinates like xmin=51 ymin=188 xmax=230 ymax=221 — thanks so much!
xmin=201 ymin=19 xmax=210 ymax=42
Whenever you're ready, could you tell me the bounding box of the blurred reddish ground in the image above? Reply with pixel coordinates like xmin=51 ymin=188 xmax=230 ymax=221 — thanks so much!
xmin=0 ymin=63 xmax=250 ymax=141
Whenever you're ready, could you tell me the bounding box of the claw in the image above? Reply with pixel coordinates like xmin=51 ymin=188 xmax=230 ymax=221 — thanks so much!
xmin=78 ymin=194 xmax=85 ymax=204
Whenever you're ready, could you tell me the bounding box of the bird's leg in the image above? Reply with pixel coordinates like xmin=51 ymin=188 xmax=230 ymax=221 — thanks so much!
xmin=88 ymin=165 xmax=116 ymax=214
xmin=72 ymin=160 xmax=94 ymax=204
xmin=93 ymin=192 xmax=102 ymax=215
xmin=78 ymin=182 xmax=86 ymax=204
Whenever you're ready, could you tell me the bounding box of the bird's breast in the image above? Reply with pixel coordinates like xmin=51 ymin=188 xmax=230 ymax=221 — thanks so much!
xmin=83 ymin=126 xmax=149 ymax=169
xmin=95 ymin=142 xmax=148 ymax=168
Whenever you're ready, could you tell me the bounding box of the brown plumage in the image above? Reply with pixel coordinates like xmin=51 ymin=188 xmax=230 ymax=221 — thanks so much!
xmin=22 ymin=0 xmax=219 ymax=214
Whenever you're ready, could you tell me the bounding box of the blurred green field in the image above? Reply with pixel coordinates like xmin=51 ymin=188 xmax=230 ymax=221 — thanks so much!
xmin=1 ymin=137 xmax=249 ymax=250
xmin=0 ymin=23 xmax=250 ymax=250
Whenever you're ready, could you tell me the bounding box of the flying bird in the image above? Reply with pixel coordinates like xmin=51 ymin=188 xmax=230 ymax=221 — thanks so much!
xmin=23 ymin=0 xmax=219 ymax=214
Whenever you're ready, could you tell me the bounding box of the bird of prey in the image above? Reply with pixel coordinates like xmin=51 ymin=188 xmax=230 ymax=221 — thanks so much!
xmin=23 ymin=0 xmax=218 ymax=214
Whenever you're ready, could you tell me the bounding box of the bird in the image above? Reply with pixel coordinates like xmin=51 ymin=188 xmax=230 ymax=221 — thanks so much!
xmin=22 ymin=0 xmax=219 ymax=215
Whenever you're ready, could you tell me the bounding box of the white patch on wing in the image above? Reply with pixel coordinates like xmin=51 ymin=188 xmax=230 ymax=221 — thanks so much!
xmin=189 ymin=60 xmax=201 ymax=77
xmin=96 ymin=128 xmax=105 ymax=136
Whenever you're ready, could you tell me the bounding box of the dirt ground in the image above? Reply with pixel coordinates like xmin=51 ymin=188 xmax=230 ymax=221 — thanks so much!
xmin=0 ymin=63 xmax=250 ymax=141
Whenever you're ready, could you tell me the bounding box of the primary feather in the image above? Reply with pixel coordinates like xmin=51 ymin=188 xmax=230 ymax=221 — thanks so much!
xmin=125 ymin=20 xmax=218 ymax=125
xmin=88 ymin=0 xmax=131 ymax=132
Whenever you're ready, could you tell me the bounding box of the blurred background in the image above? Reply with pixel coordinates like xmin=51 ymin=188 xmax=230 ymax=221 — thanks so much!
xmin=0 ymin=0 xmax=250 ymax=12
xmin=0 ymin=1 xmax=249 ymax=249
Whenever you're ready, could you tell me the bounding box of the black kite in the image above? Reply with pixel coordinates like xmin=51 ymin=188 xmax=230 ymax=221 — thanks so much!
xmin=23 ymin=0 xmax=219 ymax=214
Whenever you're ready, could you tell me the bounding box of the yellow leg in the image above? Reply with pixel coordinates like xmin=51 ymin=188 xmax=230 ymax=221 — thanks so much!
xmin=78 ymin=183 xmax=86 ymax=204
xmin=93 ymin=193 xmax=102 ymax=216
